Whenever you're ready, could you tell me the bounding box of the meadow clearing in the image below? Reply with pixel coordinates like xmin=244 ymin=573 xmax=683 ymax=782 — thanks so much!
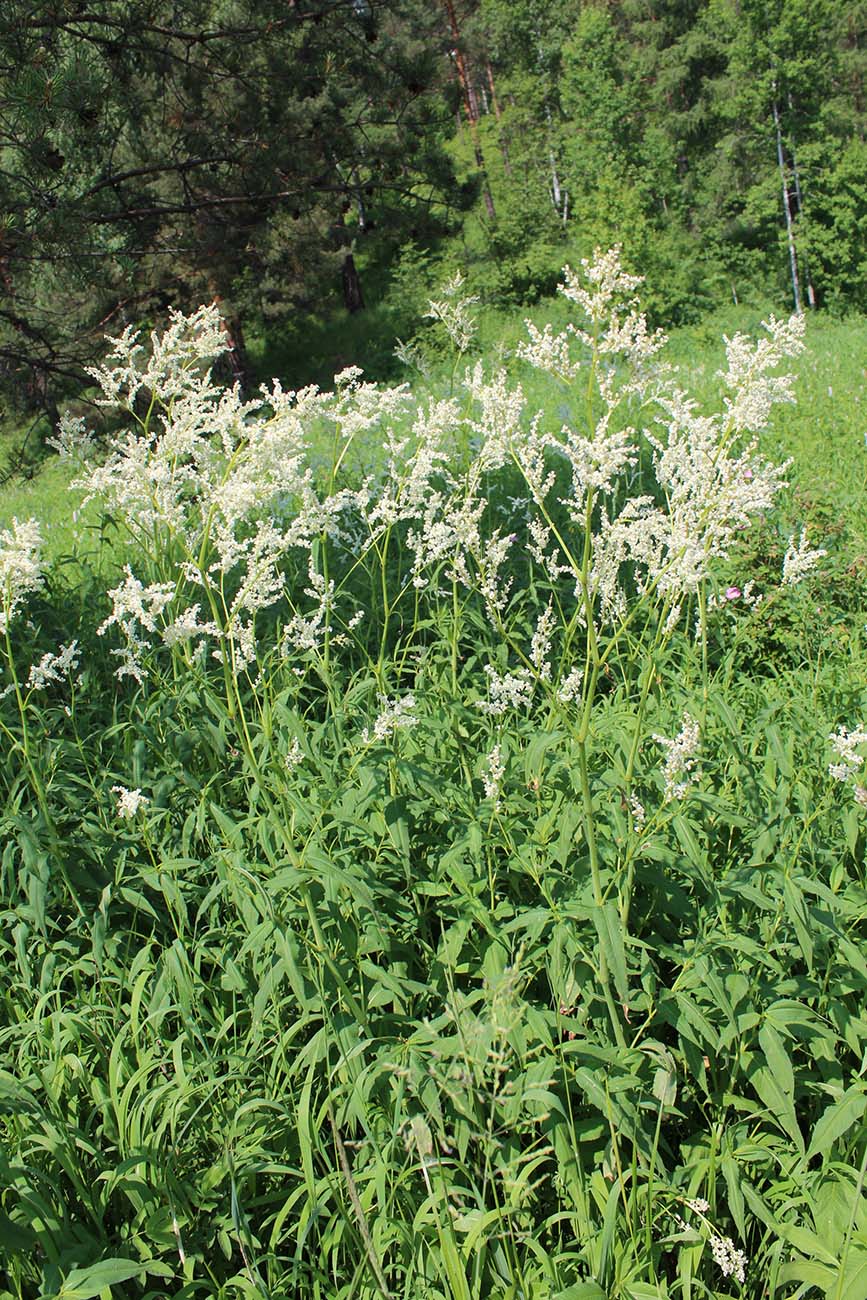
xmin=1 ymin=256 xmax=866 ymax=1300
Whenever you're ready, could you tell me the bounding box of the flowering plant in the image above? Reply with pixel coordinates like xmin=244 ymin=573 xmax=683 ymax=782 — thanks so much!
xmin=1 ymin=251 xmax=858 ymax=1300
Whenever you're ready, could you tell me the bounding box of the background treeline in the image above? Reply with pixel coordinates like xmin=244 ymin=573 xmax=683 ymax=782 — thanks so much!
xmin=2 ymin=0 xmax=866 ymax=435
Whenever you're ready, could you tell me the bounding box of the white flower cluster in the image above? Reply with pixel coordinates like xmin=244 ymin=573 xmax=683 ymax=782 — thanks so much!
xmin=556 ymin=666 xmax=584 ymax=705
xmin=560 ymin=247 xmax=642 ymax=326
xmin=0 ymin=518 xmax=42 ymax=635
xmin=406 ymin=484 xmax=486 ymax=594
xmin=720 ymin=314 xmax=805 ymax=432
xmin=647 ymin=386 xmax=794 ymax=601
xmin=52 ymin=248 xmax=813 ymax=697
xmin=530 ymin=603 xmax=556 ymax=680
xmin=515 ymin=252 xmax=805 ymax=620
xmin=47 ymin=413 xmax=97 ymax=464
xmin=559 ymin=247 xmax=667 ymax=381
xmin=26 ymin=641 xmax=80 ymax=691
xmin=477 ymin=666 xmax=533 ymax=716
xmin=782 ymin=528 xmax=826 ymax=585
xmin=284 ymin=736 xmax=304 ymax=772
xmin=517 ymin=322 xmax=583 ymax=383
xmin=280 ymin=562 xmax=335 ymax=658
xmin=477 ymin=530 xmax=516 ymax=618
xmin=654 ymin=712 xmax=701 ymax=802
xmin=161 ymin=605 xmax=221 ymax=651
xmin=87 ymin=304 xmax=229 ymax=409
xmin=98 ymin=568 xmax=176 ymax=682
xmin=710 ymin=1233 xmax=747 ymax=1285
xmin=68 ymin=305 xmax=418 ymax=681
xmin=559 ymin=416 xmax=638 ymax=518
xmin=423 ymin=271 xmax=479 ymax=353
xmin=482 ymin=742 xmax=505 ymax=808
xmin=829 ymin=724 xmax=867 ymax=804
xmin=468 ymin=365 xmax=526 ymax=470
xmin=674 ymin=1199 xmax=746 ymax=1286
xmin=629 ymin=794 xmax=646 ymax=828
xmin=111 ymin=785 xmax=150 ymax=819
xmin=361 ymin=693 xmax=419 ymax=745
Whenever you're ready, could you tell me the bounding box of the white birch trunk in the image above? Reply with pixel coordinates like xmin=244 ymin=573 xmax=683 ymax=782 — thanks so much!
xmin=773 ymin=97 xmax=802 ymax=314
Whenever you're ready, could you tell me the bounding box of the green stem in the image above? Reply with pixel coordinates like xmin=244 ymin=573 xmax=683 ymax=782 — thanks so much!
xmin=377 ymin=526 xmax=393 ymax=679
xmin=3 ymin=626 xmax=54 ymax=824
xmin=698 ymin=581 xmax=709 ymax=717
xmin=577 ymin=736 xmax=626 ymax=1050
xmin=451 ymin=574 xmax=460 ymax=692
xmin=1 ymin=624 xmax=85 ymax=915
xmin=619 ymin=601 xmax=671 ymax=930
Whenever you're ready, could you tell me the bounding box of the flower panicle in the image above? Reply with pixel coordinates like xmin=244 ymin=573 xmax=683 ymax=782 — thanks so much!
xmin=361 ymin=693 xmax=419 ymax=746
xmin=111 ymin=785 xmax=149 ymax=819
xmin=654 ymin=712 xmax=701 ymax=803
xmin=0 ymin=517 xmax=43 ymax=635
xmin=52 ymin=250 xmax=810 ymax=695
xmin=829 ymin=723 xmax=867 ymax=804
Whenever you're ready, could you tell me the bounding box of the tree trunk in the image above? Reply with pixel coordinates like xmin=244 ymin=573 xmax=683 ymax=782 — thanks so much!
xmin=786 ymin=100 xmax=816 ymax=308
xmin=442 ymin=0 xmax=496 ymax=222
xmin=342 ymin=253 xmax=365 ymax=313
xmin=486 ymin=59 xmax=511 ymax=176
xmin=773 ymin=97 xmax=802 ymax=314
xmin=224 ymin=313 xmax=253 ymax=391
xmin=205 ymin=289 xmax=254 ymax=393
xmin=486 ymin=60 xmax=502 ymax=120
xmin=545 ymin=105 xmax=563 ymax=215
xmin=788 ymin=143 xmax=816 ymax=308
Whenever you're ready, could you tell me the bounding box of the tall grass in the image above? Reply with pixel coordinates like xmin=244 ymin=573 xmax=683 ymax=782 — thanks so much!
xmin=1 ymin=255 xmax=866 ymax=1300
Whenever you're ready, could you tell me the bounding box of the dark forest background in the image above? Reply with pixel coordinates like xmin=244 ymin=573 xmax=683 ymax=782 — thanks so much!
xmin=2 ymin=0 xmax=866 ymax=442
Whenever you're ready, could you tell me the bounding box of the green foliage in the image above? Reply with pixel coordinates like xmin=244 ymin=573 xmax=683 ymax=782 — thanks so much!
xmin=0 ymin=266 xmax=866 ymax=1300
xmin=449 ymin=0 xmax=867 ymax=324
xmin=0 ymin=0 xmax=459 ymax=421
xmin=4 ymin=0 xmax=867 ymax=462
xmin=798 ymin=138 xmax=867 ymax=312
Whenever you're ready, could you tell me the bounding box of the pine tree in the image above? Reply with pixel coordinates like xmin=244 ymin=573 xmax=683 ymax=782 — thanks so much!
xmin=0 ymin=0 xmax=457 ymax=419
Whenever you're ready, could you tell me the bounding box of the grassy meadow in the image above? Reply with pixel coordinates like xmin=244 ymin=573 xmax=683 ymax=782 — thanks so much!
xmin=1 ymin=261 xmax=867 ymax=1300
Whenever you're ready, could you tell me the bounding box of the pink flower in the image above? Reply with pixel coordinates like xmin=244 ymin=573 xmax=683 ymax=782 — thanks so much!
xmin=724 ymin=586 xmax=741 ymax=601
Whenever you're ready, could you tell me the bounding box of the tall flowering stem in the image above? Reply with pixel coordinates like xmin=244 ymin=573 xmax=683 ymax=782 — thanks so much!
xmin=0 ymin=519 xmax=52 ymax=818
xmin=511 ymin=248 xmax=805 ymax=1046
xmin=50 ymin=255 xmax=811 ymax=1060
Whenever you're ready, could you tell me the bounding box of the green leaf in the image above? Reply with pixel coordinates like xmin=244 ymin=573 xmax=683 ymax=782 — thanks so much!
xmin=782 ymin=1225 xmax=839 ymax=1266
xmin=765 ymin=723 xmax=793 ymax=779
xmin=671 ymin=992 xmax=719 ymax=1050
xmin=652 ymin=1063 xmax=677 ymax=1109
xmin=775 ymin=1260 xmax=836 ymax=1289
xmin=750 ymin=1064 xmax=804 ymax=1152
xmin=839 ymin=1250 xmax=867 ymax=1300
xmin=598 ymin=1175 xmax=620 ymax=1290
xmin=0 ymin=1209 xmax=37 ymax=1252
xmin=56 ymin=1259 xmax=149 ymax=1299
xmin=844 ymin=804 xmax=860 ymax=856
xmin=783 ymin=875 xmax=814 ymax=973
xmin=807 ymin=1088 xmax=867 ymax=1161
xmin=384 ymin=797 xmax=410 ymax=858
xmin=741 ymin=1180 xmax=783 ymax=1232
xmin=672 ymin=815 xmax=705 ymax=877
xmin=721 ymin=1151 xmax=746 ymax=1238
xmin=758 ymin=1021 xmax=794 ymax=1101
xmin=594 ymin=903 xmax=629 ymax=1002
xmin=439 ymin=1222 xmax=471 ymax=1300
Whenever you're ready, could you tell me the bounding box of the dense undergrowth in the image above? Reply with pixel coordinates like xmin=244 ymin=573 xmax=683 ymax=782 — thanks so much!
xmin=1 ymin=255 xmax=866 ymax=1300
